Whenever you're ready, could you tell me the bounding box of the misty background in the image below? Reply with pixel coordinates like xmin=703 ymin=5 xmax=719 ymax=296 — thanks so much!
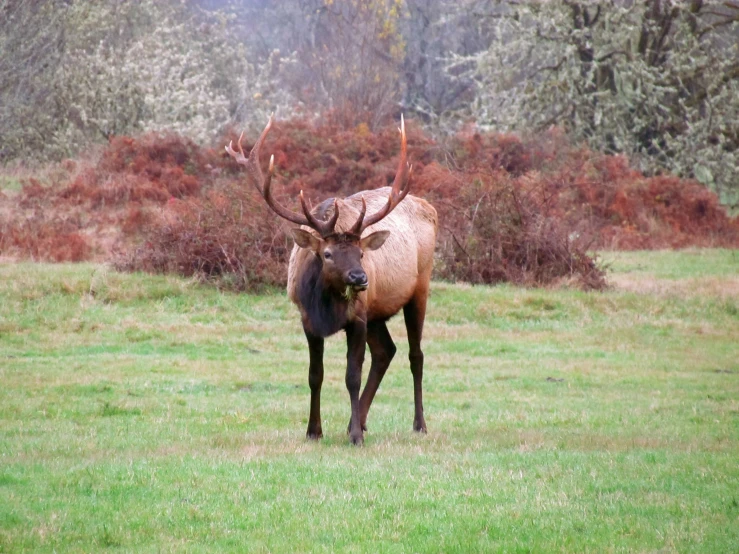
xmin=1 ymin=0 xmax=737 ymax=206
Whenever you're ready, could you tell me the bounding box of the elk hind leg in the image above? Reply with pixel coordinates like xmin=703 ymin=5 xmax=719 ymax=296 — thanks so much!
xmin=403 ymin=292 xmax=428 ymax=433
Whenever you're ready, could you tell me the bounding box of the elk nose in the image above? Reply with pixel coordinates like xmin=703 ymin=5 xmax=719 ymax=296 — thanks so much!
xmin=347 ymin=269 xmax=368 ymax=288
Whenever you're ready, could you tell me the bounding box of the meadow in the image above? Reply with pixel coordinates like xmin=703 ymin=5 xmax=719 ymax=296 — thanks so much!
xmin=1 ymin=250 xmax=737 ymax=552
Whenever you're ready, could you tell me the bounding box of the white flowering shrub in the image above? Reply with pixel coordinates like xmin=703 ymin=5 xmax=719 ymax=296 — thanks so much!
xmin=1 ymin=0 xmax=298 ymax=162
xmin=52 ymin=1 xmax=249 ymax=157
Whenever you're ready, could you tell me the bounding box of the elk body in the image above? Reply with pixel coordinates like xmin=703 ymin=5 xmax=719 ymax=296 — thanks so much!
xmin=226 ymin=116 xmax=437 ymax=445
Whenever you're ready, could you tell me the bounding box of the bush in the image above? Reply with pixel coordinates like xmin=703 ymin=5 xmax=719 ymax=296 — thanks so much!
xmin=0 ymin=133 xmax=219 ymax=263
xmin=0 ymin=1 xmax=287 ymax=163
xmin=2 ymin=118 xmax=737 ymax=291
xmin=428 ymin=171 xmax=606 ymax=289
xmin=115 ymin=183 xmax=290 ymax=292
xmin=0 ymin=213 xmax=90 ymax=263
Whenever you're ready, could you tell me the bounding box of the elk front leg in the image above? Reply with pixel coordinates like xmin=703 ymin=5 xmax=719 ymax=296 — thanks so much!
xmin=304 ymin=329 xmax=324 ymax=440
xmin=358 ymin=320 xmax=396 ymax=432
xmin=345 ymin=320 xmax=367 ymax=445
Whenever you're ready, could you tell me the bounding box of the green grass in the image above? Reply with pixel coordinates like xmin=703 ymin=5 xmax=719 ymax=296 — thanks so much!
xmin=601 ymin=248 xmax=739 ymax=279
xmin=1 ymin=251 xmax=738 ymax=553
xmin=0 ymin=174 xmax=23 ymax=194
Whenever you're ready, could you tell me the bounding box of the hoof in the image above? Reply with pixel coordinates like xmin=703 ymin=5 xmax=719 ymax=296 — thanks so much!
xmin=347 ymin=418 xmax=365 ymax=445
xmin=413 ymin=418 xmax=427 ymax=434
xmin=306 ymin=428 xmax=323 ymax=440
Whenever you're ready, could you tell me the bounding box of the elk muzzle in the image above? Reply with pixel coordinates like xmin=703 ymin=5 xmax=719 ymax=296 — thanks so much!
xmin=346 ymin=268 xmax=369 ymax=291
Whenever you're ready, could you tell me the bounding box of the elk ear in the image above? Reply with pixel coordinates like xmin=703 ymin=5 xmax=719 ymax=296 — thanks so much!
xmin=360 ymin=230 xmax=390 ymax=251
xmin=291 ymin=228 xmax=322 ymax=252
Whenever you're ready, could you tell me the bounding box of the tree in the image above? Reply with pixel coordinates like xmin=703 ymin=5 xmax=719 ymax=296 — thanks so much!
xmin=226 ymin=0 xmax=407 ymax=130
xmin=0 ymin=0 xmax=286 ymax=162
xmin=452 ymin=0 xmax=739 ymax=207
xmin=295 ymin=0 xmax=407 ymax=129
xmin=400 ymin=0 xmax=494 ymax=124
xmin=0 ymin=0 xmax=68 ymax=161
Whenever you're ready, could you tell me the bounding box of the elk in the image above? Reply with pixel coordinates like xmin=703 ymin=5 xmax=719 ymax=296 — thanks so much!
xmin=225 ymin=115 xmax=437 ymax=445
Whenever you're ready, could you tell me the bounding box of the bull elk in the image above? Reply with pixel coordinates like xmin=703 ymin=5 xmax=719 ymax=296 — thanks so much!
xmin=225 ymin=115 xmax=437 ymax=445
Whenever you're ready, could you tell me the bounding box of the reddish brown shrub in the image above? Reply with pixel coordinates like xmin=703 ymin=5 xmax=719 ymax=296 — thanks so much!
xmin=48 ymin=232 xmax=90 ymax=262
xmin=2 ymin=117 xmax=737 ymax=291
xmin=0 ymin=132 xmax=223 ymax=263
xmin=220 ymin=118 xmax=435 ymax=203
xmin=18 ymin=178 xmax=54 ymax=208
xmin=548 ymin=155 xmax=739 ymax=250
xmin=0 ymin=211 xmax=91 ymax=262
xmin=120 ymin=205 xmax=154 ymax=236
xmin=74 ymin=133 xmax=211 ymax=207
xmin=430 ymin=170 xmax=606 ymax=289
xmin=115 ymin=182 xmax=291 ymax=291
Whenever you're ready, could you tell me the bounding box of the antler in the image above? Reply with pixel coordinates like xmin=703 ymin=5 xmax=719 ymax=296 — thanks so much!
xmin=349 ymin=114 xmax=412 ymax=236
xmin=225 ymin=114 xmax=339 ymax=237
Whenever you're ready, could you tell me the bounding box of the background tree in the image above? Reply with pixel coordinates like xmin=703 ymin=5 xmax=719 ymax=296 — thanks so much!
xmin=0 ymin=0 xmax=289 ymax=162
xmin=231 ymin=0 xmax=407 ymax=129
xmin=0 ymin=0 xmax=68 ymax=161
xmin=450 ymin=0 xmax=739 ymax=207
xmin=2 ymin=0 xmax=737 ymax=213
xmin=399 ymin=0 xmax=494 ymax=124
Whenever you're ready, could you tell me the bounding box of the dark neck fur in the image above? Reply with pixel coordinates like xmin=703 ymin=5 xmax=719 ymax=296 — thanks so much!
xmin=298 ymin=255 xmax=350 ymax=338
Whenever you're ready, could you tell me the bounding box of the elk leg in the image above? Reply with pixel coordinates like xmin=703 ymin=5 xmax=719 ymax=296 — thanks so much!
xmin=404 ymin=293 xmax=428 ymax=433
xmin=358 ymin=320 xmax=396 ymax=431
xmin=345 ymin=319 xmax=367 ymax=445
xmin=304 ymin=329 xmax=324 ymax=440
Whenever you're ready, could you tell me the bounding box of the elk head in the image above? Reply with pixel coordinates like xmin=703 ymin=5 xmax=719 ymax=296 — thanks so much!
xmin=225 ymin=114 xmax=413 ymax=294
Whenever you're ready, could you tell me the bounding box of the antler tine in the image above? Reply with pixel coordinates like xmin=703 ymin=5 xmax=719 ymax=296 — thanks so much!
xmin=358 ymin=115 xmax=413 ymax=234
xmin=225 ymin=115 xmax=274 ymax=195
xmin=323 ymin=198 xmax=340 ymax=235
xmin=224 ymin=131 xmax=247 ymax=165
xmin=348 ymin=196 xmax=367 ymax=236
xmin=391 ymin=113 xmax=408 ymax=195
xmin=226 ymin=114 xmax=341 ymax=232
xmin=300 ymin=192 xmax=340 ymax=237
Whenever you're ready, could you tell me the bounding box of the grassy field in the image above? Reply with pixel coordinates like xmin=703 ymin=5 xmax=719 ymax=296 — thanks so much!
xmin=1 ymin=250 xmax=738 ymax=552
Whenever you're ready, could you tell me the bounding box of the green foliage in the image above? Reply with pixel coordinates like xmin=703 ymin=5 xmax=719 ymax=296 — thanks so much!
xmin=0 ymin=253 xmax=738 ymax=551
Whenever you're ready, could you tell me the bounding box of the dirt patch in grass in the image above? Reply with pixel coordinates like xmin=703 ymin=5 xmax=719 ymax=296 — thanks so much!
xmin=609 ymin=274 xmax=739 ymax=299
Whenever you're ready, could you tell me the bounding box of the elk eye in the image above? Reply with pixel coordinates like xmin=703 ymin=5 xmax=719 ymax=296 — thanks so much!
xmin=323 ymin=251 xmax=332 ymax=260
